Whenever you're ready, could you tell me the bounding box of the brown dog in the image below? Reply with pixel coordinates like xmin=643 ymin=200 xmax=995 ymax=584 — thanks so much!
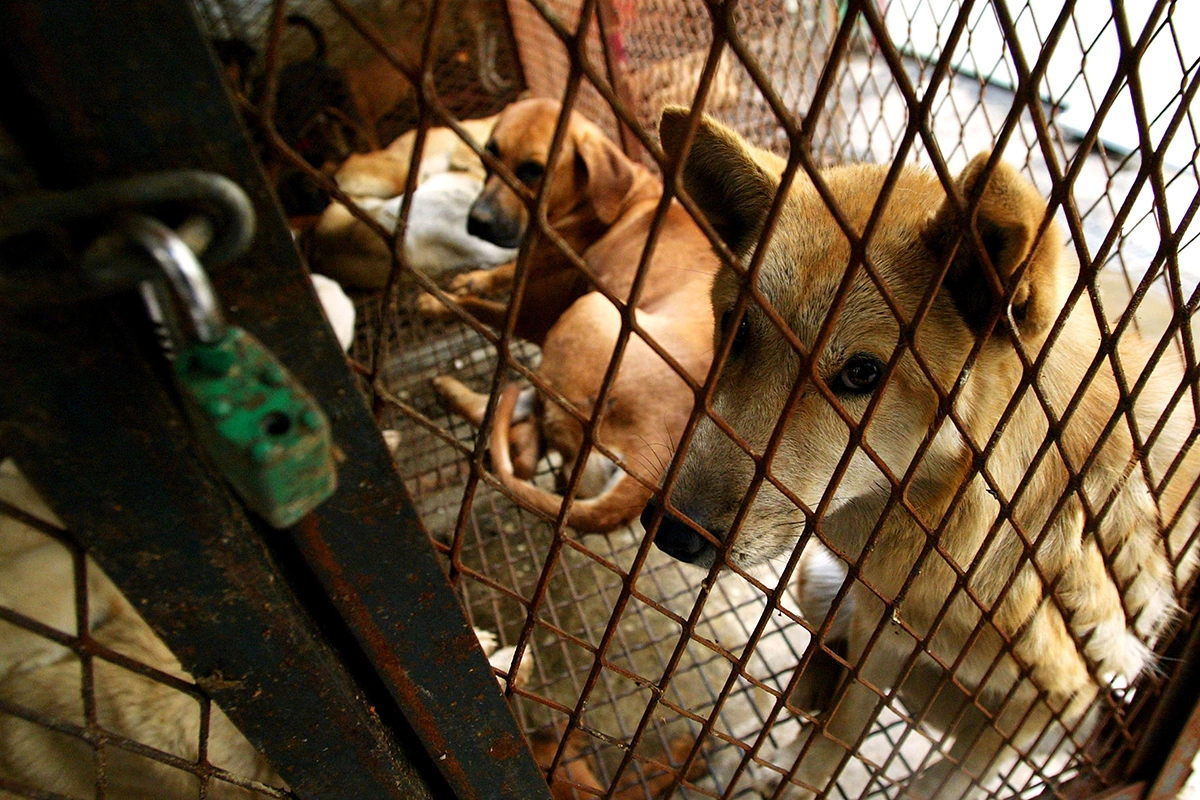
xmin=494 ymin=292 xmax=711 ymax=533
xmin=644 ymin=109 xmax=1200 ymax=798
xmin=434 ymin=289 xmax=712 ymax=533
xmin=418 ymin=97 xmax=705 ymax=346
xmin=426 ymin=99 xmax=718 ymax=532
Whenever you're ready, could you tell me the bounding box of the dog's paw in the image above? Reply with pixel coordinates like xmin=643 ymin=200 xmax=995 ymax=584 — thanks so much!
xmin=431 ymin=374 xmax=469 ymax=401
xmin=476 ymin=628 xmax=536 ymax=691
xmin=448 ymin=268 xmax=498 ymax=296
xmin=415 ymin=291 xmax=456 ymax=319
xmin=432 ymin=375 xmax=490 ymax=424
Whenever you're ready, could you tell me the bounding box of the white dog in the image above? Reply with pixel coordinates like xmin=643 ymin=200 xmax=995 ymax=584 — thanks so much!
xmin=311 ymin=171 xmax=517 ymax=290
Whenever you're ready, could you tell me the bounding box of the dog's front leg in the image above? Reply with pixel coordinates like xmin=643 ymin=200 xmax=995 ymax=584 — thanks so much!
xmin=416 ymin=262 xmax=516 ymax=323
xmin=786 ymin=641 xmax=848 ymax=719
xmin=449 ymin=261 xmax=515 ymax=296
xmin=762 ymin=589 xmax=911 ymax=799
xmin=416 ymin=291 xmax=512 ymax=328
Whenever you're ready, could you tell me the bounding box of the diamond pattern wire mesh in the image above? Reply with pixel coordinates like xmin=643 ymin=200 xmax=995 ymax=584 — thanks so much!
xmin=0 ymin=459 xmax=290 ymax=799
xmin=5 ymin=0 xmax=1196 ymax=798
xmin=185 ymin=0 xmax=1200 ymax=797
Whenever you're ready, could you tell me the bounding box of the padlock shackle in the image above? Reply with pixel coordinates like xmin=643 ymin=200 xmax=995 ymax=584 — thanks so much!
xmin=0 ymin=171 xmax=256 ymax=308
xmin=0 ymin=170 xmax=255 ymax=269
xmin=126 ymin=214 xmax=228 ymax=345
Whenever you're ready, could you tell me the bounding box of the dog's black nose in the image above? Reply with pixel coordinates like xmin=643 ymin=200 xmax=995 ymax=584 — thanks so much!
xmin=466 ymin=205 xmax=498 ymax=240
xmin=467 ymin=197 xmax=523 ymax=248
xmin=641 ymin=498 xmax=711 ymax=563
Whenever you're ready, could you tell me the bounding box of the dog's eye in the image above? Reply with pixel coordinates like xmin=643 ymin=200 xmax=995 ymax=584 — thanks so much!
xmin=720 ymin=307 xmax=749 ymax=356
xmin=833 ymin=354 xmax=883 ymax=395
xmin=515 ymin=161 xmax=545 ymax=185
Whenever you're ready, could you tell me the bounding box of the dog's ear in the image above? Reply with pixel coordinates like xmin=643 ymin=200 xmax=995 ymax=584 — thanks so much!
xmin=925 ymin=152 xmax=1062 ymax=338
xmin=575 ymin=128 xmax=636 ymax=224
xmin=659 ymin=106 xmax=778 ymax=258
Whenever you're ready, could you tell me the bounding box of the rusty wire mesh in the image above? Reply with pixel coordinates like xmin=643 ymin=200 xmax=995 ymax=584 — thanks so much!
xmin=0 ymin=458 xmax=290 ymax=799
xmin=34 ymin=0 xmax=1196 ymax=798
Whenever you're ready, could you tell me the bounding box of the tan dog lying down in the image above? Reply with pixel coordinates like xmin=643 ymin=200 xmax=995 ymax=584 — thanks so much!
xmin=312 ymin=114 xmax=514 ymax=290
xmin=0 ymin=461 xmax=283 ymax=799
xmin=334 ymin=114 xmax=497 ymax=198
xmin=311 ymin=172 xmax=517 ymax=290
xmin=643 ymin=109 xmax=1199 ymax=798
xmin=427 ymin=98 xmax=718 ymax=532
xmin=418 ymin=97 xmax=713 ymax=346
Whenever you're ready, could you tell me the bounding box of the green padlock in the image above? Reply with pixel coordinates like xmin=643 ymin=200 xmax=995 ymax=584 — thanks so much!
xmin=127 ymin=214 xmax=337 ymax=528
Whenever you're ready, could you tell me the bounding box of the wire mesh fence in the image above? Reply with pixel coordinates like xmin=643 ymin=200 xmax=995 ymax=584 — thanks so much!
xmin=0 ymin=458 xmax=289 ymax=799
xmin=202 ymin=0 xmax=1200 ymax=797
xmin=4 ymin=0 xmax=1198 ymax=798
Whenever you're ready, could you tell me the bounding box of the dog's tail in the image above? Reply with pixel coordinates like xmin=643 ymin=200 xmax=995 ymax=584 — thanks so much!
xmin=490 ymin=384 xmax=651 ymax=534
xmin=285 ymin=13 xmax=327 ymax=61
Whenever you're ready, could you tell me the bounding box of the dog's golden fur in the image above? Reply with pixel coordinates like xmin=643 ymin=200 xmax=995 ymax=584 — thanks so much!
xmin=0 ymin=461 xmax=282 ymax=798
xmin=653 ymin=108 xmax=1199 ymax=797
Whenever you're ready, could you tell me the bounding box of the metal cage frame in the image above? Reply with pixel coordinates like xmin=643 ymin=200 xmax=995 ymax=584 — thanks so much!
xmin=1 ymin=0 xmax=1199 ymax=799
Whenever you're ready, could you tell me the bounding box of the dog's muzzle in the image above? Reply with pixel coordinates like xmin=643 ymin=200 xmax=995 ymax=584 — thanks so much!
xmin=641 ymin=498 xmax=713 ymax=564
xmin=467 ymin=194 xmax=524 ymax=249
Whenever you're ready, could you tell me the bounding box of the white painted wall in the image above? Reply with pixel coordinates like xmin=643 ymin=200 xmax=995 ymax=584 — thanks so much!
xmin=885 ymin=0 xmax=1199 ymax=170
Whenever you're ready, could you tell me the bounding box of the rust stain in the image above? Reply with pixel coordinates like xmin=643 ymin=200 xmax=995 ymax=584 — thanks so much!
xmin=294 ymin=513 xmax=474 ymax=792
xmin=487 ymin=734 xmax=525 ymax=761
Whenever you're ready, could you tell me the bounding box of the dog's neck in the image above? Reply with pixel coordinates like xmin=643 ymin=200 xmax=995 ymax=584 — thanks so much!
xmin=820 ymin=441 xmax=969 ymax=564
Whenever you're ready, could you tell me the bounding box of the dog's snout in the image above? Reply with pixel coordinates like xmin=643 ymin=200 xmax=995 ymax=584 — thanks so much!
xmin=641 ymin=498 xmax=713 ymax=564
xmin=466 ymin=200 xmax=496 ymax=239
xmin=467 ymin=194 xmax=523 ymax=248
